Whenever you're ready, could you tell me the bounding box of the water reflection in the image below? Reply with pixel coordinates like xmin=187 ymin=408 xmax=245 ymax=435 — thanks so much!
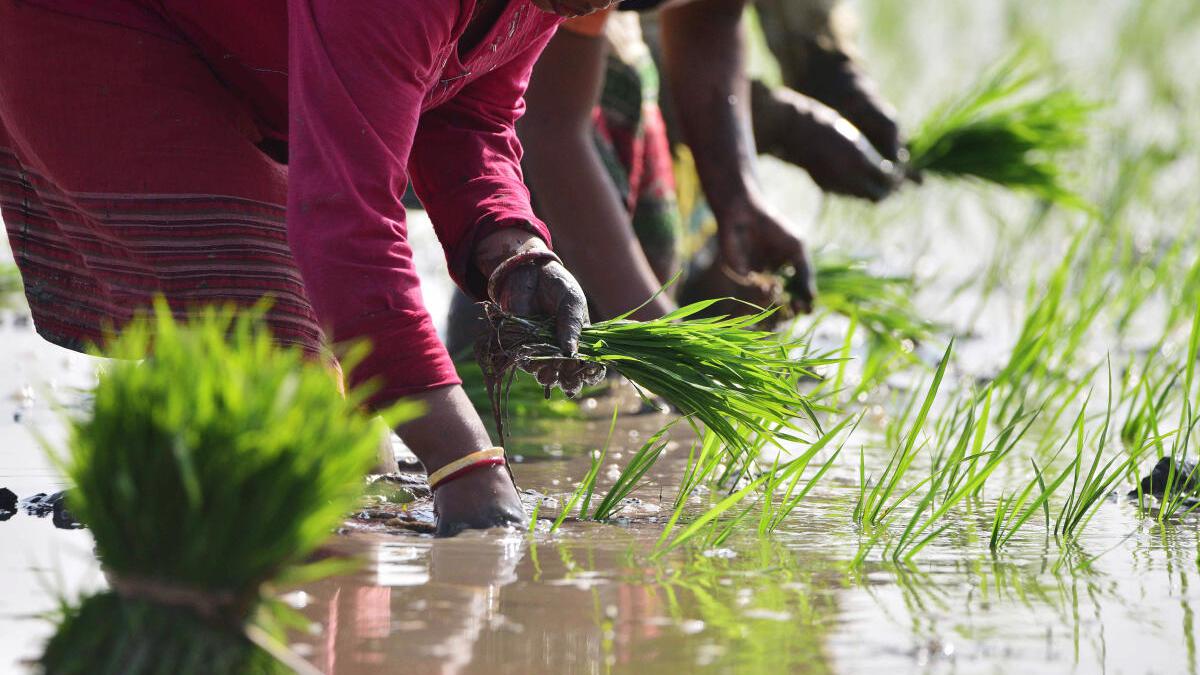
xmin=292 ymin=530 xmax=838 ymax=674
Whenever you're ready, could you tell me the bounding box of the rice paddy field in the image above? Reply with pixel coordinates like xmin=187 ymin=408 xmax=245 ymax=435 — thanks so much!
xmin=2 ymin=0 xmax=1199 ymax=672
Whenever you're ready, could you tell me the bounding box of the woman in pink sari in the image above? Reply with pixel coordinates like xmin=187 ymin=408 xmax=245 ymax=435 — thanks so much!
xmin=0 ymin=0 xmax=611 ymax=535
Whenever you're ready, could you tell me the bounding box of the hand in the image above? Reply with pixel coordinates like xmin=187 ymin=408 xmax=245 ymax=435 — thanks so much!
xmin=530 ymin=0 xmax=617 ymax=18
xmin=715 ymin=202 xmax=815 ymax=315
xmin=473 ymin=229 xmax=603 ymax=397
xmin=822 ymin=62 xmax=905 ymax=165
xmin=395 ymin=387 xmax=527 ymax=537
xmin=433 ymin=464 xmax=526 ymax=537
xmin=751 ymin=82 xmax=902 ymax=202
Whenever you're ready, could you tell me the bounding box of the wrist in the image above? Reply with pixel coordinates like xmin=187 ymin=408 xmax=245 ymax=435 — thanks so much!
xmin=473 ymin=227 xmax=551 ymax=279
xmin=712 ymin=190 xmax=769 ymax=225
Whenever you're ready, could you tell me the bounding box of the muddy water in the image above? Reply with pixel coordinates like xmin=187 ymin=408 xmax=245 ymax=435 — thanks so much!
xmin=2 ymin=319 xmax=1195 ymax=674
xmin=0 ymin=319 xmax=104 ymax=669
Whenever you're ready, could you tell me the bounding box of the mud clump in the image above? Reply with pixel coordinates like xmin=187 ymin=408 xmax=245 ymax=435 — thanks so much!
xmin=18 ymin=490 xmax=82 ymax=529
xmin=1129 ymin=458 xmax=1200 ymax=499
xmin=0 ymin=487 xmax=16 ymax=521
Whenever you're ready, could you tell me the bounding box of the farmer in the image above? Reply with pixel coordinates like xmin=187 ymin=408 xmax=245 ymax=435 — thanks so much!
xmin=520 ymin=0 xmax=902 ymax=319
xmin=0 ymin=0 xmax=617 ymax=536
xmin=444 ymin=0 xmax=902 ymax=349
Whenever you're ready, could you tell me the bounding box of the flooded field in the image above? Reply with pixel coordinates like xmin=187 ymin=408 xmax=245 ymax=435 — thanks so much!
xmin=3 ymin=0 xmax=1200 ymax=672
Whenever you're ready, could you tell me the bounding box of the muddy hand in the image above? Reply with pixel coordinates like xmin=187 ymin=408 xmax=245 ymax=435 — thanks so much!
xmin=475 ymin=228 xmax=600 ymax=396
xmin=717 ymin=203 xmax=815 ymax=316
xmin=433 ymin=466 xmax=526 ymax=537
xmin=531 ymin=358 xmax=605 ymax=398
xmin=751 ymin=82 xmax=901 ymax=202
xmin=791 ymin=46 xmax=905 ymax=164
xmin=496 ymin=261 xmax=604 ymax=398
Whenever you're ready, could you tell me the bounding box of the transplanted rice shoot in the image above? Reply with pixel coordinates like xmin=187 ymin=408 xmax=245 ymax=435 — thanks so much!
xmin=907 ymin=51 xmax=1094 ymax=210
xmin=808 ymin=257 xmax=933 ymax=349
xmin=40 ymin=303 xmax=414 ymax=675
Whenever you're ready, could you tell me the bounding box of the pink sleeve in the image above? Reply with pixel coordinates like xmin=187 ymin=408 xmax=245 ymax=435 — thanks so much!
xmin=410 ymin=34 xmax=557 ymax=298
xmin=287 ymin=0 xmax=463 ymax=408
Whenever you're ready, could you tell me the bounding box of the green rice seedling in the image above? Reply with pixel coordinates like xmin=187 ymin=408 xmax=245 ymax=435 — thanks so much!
xmin=889 ymin=403 xmax=988 ymax=560
xmin=1166 ymin=254 xmax=1200 ymax=332
xmin=478 ymin=299 xmax=836 ymax=460
xmin=906 ymin=50 xmax=1094 ymax=211
xmin=551 ymin=407 xmax=619 ymax=532
xmin=888 ymin=390 xmax=1043 ymax=561
xmin=986 ymin=380 xmax=1108 ymax=553
xmin=655 ymin=431 xmax=728 ymax=550
xmin=989 ymin=234 xmax=1110 ymax=421
xmin=1152 ymin=306 xmax=1200 ymax=521
xmin=1113 ymin=239 xmax=1181 ymax=338
xmin=552 ymin=412 xmax=680 ymax=527
xmin=855 ymin=340 xmax=954 ymax=528
xmin=653 ymin=459 xmax=796 ymax=558
xmin=804 ymin=256 xmax=935 ymax=351
xmin=40 ymin=302 xmax=410 ymax=675
xmin=882 ymin=382 xmax=923 ymax=450
xmin=823 ymin=312 xmax=857 ymax=403
xmin=963 ymin=401 xmax=1043 ymax=496
xmin=989 ymin=459 xmax=1065 ymax=553
xmin=782 ymin=256 xmax=938 ymax=395
xmin=589 ymin=423 xmax=675 ymax=521
xmin=1119 ymin=361 xmax=1181 ymax=455
xmin=757 ymin=416 xmax=857 ymax=535
xmin=1055 ymin=386 xmax=1144 ymax=541
xmin=654 ymin=422 xmax=771 ymax=554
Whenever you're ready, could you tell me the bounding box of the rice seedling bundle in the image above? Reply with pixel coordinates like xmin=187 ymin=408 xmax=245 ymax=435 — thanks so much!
xmin=477 ymin=299 xmax=834 ymax=458
xmin=906 ymin=51 xmax=1094 ymax=210
xmin=787 ymin=256 xmax=935 ymax=351
xmin=40 ymin=303 xmax=411 ymax=675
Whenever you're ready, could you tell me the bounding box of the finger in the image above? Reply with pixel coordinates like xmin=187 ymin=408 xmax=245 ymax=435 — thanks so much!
xmin=547 ymin=272 xmax=588 ymax=357
xmin=844 ymin=133 xmax=899 ymax=203
xmin=839 ymin=90 xmax=902 ymax=163
xmin=719 ymin=224 xmax=752 ymax=276
xmin=556 ymin=292 xmax=586 ymax=357
xmin=861 ymin=115 xmax=902 ymax=163
xmin=789 ymin=252 xmax=816 ymax=315
xmin=863 ymin=160 xmax=900 ymax=202
xmin=559 ymin=361 xmax=590 ymax=399
xmin=583 ymin=364 xmax=607 ymax=387
xmin=533 ymin=361 xmax=562 ymax=388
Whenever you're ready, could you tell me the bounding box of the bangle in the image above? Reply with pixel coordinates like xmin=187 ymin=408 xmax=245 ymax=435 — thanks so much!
xmin=487 ymin=250 xmax=563 ymax=303
xmin=428 ymin=447 xmax=507 ymax=491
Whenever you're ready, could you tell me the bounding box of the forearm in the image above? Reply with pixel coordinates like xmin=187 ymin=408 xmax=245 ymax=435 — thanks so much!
xmin=526 ymin=131 xmax=674 ymax=320
xmin=396 ymin=385 xmax=493 ymax=472
xmin=659 ymin=0 xmax=763 ymax=220
xmin=520 ymin=27 xmax=672 ymax=320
